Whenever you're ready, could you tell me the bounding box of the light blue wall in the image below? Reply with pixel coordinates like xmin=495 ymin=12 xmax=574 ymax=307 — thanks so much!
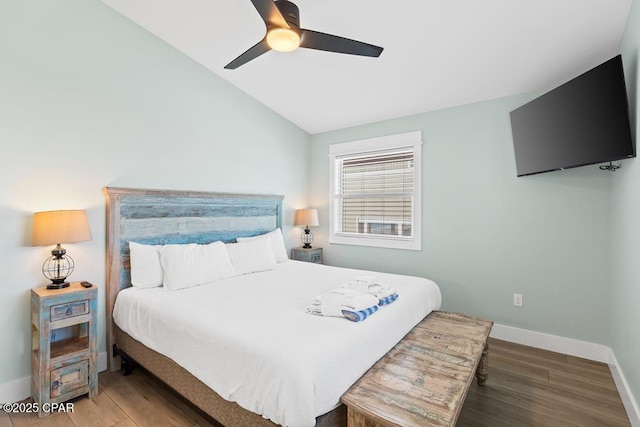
xmin=1 ymin=0 xmax=636 ymax=411
xmin=612 ymin=0 xmax=640 ymax=409
xmin=0 ymin=0 xmax=309 ymax=387
xmin=310 ymin=94 xmax=612 ymax=345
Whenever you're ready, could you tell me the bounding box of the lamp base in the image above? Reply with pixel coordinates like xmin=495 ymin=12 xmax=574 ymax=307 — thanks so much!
xmin=301 ymin=227 xmax=314 ymax=249
xmin=47 ymin=282 xmax=70 ymax=290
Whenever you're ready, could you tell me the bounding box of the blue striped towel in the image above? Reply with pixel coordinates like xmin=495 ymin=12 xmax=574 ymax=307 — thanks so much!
xmin=379 ymin=292 xmax=399 ymax=306
xmin=306 ymin=288 xmax=379 ymax=322
xmin=305 ymin=304 xmax=379 ymax=322
xmin=341 ymin=306 xmax=379 ymax=322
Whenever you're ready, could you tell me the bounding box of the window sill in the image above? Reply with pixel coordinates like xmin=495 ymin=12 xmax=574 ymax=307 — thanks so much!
xmin=329 ymin=235 xmax=421 ymax=251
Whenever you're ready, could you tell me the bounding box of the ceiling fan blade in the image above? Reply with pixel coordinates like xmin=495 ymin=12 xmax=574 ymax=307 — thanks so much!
xmin=300 ymin=29 xmax=383 ymax=57
xmin=250 ymin=0 xmax=289 ymax=29
xmin=224 ymin=39 xmax=271 ymax=69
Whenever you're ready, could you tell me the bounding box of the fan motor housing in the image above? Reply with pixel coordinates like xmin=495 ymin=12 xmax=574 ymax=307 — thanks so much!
xmin=275 ymin=0 xmax=300 ymax=28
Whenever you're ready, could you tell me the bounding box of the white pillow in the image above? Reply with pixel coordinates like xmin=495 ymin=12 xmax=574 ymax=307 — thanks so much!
xmin=236 ymin=228 xmax=288 ymax=263
xmin=226 ymin=238 xmax=277 ymax=275
xmin=160 ymin=241 xmax=236 ymax=290
xmin=129 ymin=242 xmax=163 ymax=288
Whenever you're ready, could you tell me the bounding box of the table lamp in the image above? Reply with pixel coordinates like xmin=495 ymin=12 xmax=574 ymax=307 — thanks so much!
xmin=32 ymin=210 xmax=92 ymax=289
xmin=294 ymin=208 xmax=319 ymax=249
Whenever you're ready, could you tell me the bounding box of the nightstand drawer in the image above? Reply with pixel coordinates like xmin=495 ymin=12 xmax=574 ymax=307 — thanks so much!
xmin=291 ymin=247 xmax=323 ymax=264
xmin=50 ymin=300 xmax=89 ymax=321
xmin=50 ymin=359 xmax=88 ymax=398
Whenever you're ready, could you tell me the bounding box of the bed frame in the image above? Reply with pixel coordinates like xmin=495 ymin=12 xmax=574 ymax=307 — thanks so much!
xmin=104 ymin=187 xmax=346 ymax=426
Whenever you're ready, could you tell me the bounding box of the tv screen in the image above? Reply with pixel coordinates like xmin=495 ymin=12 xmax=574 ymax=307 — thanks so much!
xmin=510 ymin=55 xmax=635 ymax=177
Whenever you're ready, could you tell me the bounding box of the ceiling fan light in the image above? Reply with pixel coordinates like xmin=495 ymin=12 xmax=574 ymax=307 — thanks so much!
xmin=267 ymin=28 xmax=300 ymax=52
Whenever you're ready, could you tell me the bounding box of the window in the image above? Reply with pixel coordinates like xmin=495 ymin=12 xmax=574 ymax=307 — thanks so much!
xmin=329 ymin=131 xmax=422 ymax=250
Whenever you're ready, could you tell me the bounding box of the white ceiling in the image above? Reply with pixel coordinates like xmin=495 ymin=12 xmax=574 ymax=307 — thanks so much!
xmin=102 ymin=0 xmax=632 ymax=134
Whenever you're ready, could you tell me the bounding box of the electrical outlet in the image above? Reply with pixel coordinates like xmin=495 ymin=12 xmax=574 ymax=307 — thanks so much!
xmin=513 ymin=293 xmax=523 ymax=307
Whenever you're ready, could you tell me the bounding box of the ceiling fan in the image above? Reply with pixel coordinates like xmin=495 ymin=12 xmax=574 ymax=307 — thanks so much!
xmin=225 ymin=0 xmax=384 ymax=69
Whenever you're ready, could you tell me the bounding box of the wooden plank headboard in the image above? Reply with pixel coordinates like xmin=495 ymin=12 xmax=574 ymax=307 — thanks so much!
xmin=104 ymin=187 xmax=284 ymax=371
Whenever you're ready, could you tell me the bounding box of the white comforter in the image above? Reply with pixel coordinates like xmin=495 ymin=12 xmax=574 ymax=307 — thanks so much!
xmin=113 ymin=260 xmax=441 ymax=426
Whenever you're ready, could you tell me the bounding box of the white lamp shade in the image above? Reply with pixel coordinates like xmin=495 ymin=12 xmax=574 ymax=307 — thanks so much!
xmin=294 ymin=209 xmax=319 ymax=227
xmin=32 ymin=210 xmax=92 ymax=246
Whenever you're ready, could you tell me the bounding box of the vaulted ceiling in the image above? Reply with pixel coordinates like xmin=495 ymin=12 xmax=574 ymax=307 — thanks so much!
xmin=102 ymin=0 xmax=632 ymax=134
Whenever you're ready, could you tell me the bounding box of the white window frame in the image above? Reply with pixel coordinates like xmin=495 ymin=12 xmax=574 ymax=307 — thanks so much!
xmin=329 ymin=131 xmax=422 ymax=251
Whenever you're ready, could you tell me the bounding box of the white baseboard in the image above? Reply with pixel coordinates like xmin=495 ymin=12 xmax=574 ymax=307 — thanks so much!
xmin=490 ymin=323 xmax=611 ymax=362
xmin=0 ymin=351 xmax=108 ymax=404
xmin=609 ymin=351 xmax=640 ymax=427
xmin=491 ymin=323 xmax=640 ymax=425
xmin=98 ymin=351 xmax=107 ymax=374
xmin=0 ymin=376 xmax=30 ymax=405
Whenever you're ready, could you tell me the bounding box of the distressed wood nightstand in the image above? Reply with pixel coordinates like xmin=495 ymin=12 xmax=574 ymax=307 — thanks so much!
xmin=291 ymin=247 xmax=323 ymax=264
xmin=31 ymin=282 xmax=98 ymax=417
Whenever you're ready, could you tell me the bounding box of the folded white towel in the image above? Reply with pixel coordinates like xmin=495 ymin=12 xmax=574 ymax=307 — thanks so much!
xmin=307 ymin=287 xmax=383 ymax=322
xmin=356 ymin=276 xmax=378 ymax=286
xmin=343 ymin=277 xmax=396 ymax=300
xmin=341 ymin=276 xmax=376 ymax=293
xmin=368 ymin=284 xmax=396 ymax=300
xmin=316 ymin=288 xmax=379 ymax=313
xmin=320 ymin=291 xmax=346 ymax=317
xmin=305 ymin=302 xmax=379 ymax=322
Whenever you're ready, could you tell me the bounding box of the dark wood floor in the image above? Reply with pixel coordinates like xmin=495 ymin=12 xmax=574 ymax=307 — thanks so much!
xmin=457 ymin=339 xmax=630 ymax=427
xmin=2 ymin=338 xmax=631 ymax=426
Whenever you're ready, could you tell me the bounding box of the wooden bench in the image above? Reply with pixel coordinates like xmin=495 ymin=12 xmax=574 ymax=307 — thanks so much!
xmin=341 ymin=311 xmax=493 ymax=427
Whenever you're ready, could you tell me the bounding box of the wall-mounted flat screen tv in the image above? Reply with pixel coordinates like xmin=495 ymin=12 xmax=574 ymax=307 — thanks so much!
xmin=510 ymin=55 xmax=634 ymax=177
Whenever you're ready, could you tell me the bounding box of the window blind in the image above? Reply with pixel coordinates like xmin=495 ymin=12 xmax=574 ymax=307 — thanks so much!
xmin=334 ymin=148 xmax=414 ymax=238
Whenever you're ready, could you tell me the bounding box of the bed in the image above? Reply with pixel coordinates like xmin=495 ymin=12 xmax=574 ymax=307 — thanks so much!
xmin=104 ymin=187 xmax=442 ymax=427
